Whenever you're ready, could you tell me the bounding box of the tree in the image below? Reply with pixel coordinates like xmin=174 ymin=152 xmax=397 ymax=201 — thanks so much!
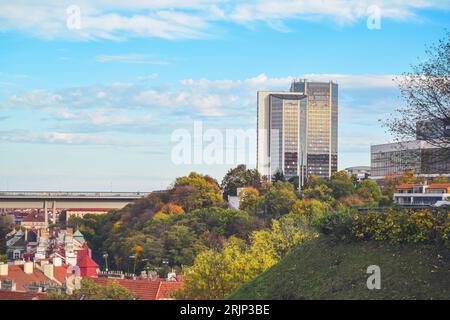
xmin=175 ymin=172 xmax=223 ymax=209
xmin=165 ymin=225 xmax=206 ymax=266
xmin=431 ymin=176 xmax=450 ymax=183
xmin=157 ymin=203 xmax=185 ymax=216
xmin=176 ymin=218 xmax=310 ymax=300
xmin=398 ymin=169 xmax=423 ymax=184
xmin=49 ymin=279 xmax=136 ymax=300
xmin=238 ymin=187 xmax=260 ymax=215
xmin=290 ymin=199 xmax=331 ymax=226
xmin=357 ymin=180 xmax=382 ymax=205
xmin=329 ymin=171 xmax=355 ymax=199
xmin=303 ymin=184 xmax=334 ymax=203
xmin=264 ymin=181 xmax=297 ymax=218
xmin=0 ymin=216 xmax=13 ymax=256
xmin=385 ymin=32 xmax=450 ymax=163
xmin=170 ymin=185 xmax=202 ymax=212
xmin=271 ymin=170 xmax=286 ymax=184
xmin=221 ymin=164 xmax=262 ymax=200
xmin=304 ymin=174 xmax=328 ymax=189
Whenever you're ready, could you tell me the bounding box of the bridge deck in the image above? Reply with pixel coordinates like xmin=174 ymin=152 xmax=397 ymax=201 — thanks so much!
xmin=0 ymin=191 xmax=151 ymax=200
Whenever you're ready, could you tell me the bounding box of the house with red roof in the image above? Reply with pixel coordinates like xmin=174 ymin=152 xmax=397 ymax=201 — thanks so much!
xmin=91 ymin=277 xmax=183 ymax=300
xmin=394 ymin=183 xmax=450 ymax=206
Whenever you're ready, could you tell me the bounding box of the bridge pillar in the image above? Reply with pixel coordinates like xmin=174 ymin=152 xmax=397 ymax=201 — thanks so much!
xmin=44 ymin=201 xmax=48 ymax=227
xmin=52 ymin=201 xmax=57 ymax=224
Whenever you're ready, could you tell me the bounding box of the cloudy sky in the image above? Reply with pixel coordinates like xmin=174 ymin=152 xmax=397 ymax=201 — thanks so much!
xmin=0 ymin=1 xmax=449 ymax=191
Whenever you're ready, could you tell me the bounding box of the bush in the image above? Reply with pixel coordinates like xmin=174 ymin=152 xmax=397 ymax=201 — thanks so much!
xmin=352 ymin=208 xmax=450 ymax=245
xmin=313 ymin=209 xmax=355 ymax=241
xmin=313 ymin=208 xmax=449 ymax=247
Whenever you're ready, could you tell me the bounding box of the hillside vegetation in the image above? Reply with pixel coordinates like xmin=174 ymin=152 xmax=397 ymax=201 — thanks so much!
xmin=228 ymin=237 xmax=450 ymax=300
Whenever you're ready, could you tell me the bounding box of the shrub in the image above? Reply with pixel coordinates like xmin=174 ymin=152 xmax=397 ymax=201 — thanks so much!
xmin=313 ymin=209 xmax=355 ymax=241
xmin=352 ymin=208 xmax=449 ymax=245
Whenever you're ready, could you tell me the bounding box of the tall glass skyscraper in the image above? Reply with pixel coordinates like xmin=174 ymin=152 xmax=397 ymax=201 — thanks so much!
xmin=257 ymin=80 xmax=338 ymax=184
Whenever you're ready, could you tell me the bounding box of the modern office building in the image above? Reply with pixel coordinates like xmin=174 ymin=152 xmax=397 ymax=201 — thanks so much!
xmin=371 ymin=140 xmax=450 ymax=179
xmin=257 ymin=80 xmax=338 ymax=183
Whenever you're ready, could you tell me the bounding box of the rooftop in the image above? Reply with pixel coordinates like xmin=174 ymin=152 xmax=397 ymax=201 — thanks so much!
xmin=0 ymin=264 xmax=54 ymax=292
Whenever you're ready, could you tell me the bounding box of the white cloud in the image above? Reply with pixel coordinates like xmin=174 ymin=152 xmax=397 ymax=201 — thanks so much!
xmin=0 ymin=1 xmax=448 ymax=40
xmin=0 ymin=73 xmax=403 ymax=154
xmin=2 ymin=73 xmax=400 ymax=122
xmin=0 ymin=130 xmax=140 ymax=146
xmin=95 ymin=54 xmax=169 ymax=65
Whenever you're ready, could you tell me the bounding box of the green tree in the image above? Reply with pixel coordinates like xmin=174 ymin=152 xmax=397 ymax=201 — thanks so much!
xmin=264 ymin=181 xmax=297 ymax=218
xmin=165 ymin=224 xmax=206 ymax=266
xmin=329 ymin=171 xmax=355 ymax=199
xmin=176 ymin=237 xmax=258 ymax=300
xmin=271 ymin=170 xmax=286 ymax=184
xmin=175 ymin=172 xmax=223 ymax=209
xmin=303 ymin=184 xmax=334 ymax=203
xmin=357 ymin=180 xmax=382 ymax=205
xmin=221 ymin=164 xmax=262 ymax=200
xmin=238 ymin=187 xmax=260 ymax=215
xmin=176 ymin=218 xmax=312 ymax=300
xmin=0 ymin=216 xmax=13 ymax=256
xmin=290 ymin=199 xmax=331 ymax=226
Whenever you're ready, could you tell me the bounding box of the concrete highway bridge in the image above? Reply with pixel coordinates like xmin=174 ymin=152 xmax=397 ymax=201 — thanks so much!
xmin=0 ymin=191 xmax=151 ymax=212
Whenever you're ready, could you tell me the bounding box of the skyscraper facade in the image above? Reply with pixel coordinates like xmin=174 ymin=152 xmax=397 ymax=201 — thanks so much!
xmin=257 ymin=80 xmax=338 ymax=184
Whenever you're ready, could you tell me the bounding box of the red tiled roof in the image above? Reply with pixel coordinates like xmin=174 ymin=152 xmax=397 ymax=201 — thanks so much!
xmin=22 ymin=213 xmax=45 ymax=223
xmin=53 ymin=266 xmax=69 ymax=284
xmin=396 ymin=183 xmax=417 ymax=189
xmin=397 ymin=183 xmax=450 ymax=190
xmin=155 ymin=281 xmax=183 ymax=300
xmin=77 ymin=255 xmax=99 ymax=268
xmin=0 ymin=265 xmax=53 ymax=292
xmin=426 ymin=183 xmax=450 ymax=190
xmin=0 ymin=291 xmax=47 ymax=300
xmin=92 ymin=278 xmax=161 ymax=300
xmin=66 ymin=209 xmax=110 ymax=212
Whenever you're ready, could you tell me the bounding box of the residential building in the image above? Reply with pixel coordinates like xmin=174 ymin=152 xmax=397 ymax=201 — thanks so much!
xmin=393 ymin=183 xmax=450 ymax=206
xmin=345 ymin=166 xmax=371 ymax=181
xmin=91 ymin=276 xmax=183 ymax=300
xmin=65 ymin=208 xmax=110 ymax=221
xmin=257 ymin=80 xmax=338 ymax=184
xmin=371 ymin=140 xmax=450 ymax=179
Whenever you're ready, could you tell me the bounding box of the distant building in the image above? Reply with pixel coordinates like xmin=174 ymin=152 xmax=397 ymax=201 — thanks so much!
xmin=345 ymin=166 xmax=371 ymax=181
xmin=371 ymin=140 xmax=450 ymax=179
xmin=2 ymin=227 xmax=184 ymax=300
xmin=21 ymin=213 xmax=46 ymax=231
xmin=65 ymin=208 xmax=110 ymax=221
xmin=227 ymin=187 xmax=244 ymax=210
xmin=394 ymin=183 xmax=450 ymax=206
xmin=257 ymin=80 xmax=338 ymax=184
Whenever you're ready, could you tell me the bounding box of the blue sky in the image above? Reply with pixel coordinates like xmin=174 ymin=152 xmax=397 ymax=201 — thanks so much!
xmin=0 ymin=1 xmax=449 ymax=191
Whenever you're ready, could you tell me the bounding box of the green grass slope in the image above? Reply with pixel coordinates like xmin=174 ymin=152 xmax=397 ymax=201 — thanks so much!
xmin=228 ymin=237 xmax=450 ymax=300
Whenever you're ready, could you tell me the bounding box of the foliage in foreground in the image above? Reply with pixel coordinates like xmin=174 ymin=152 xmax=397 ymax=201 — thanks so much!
xmin=315 ymin=208 xmax=450 ymax=247
xmin=175 ymin=216 xmax=316 ymax=300
xmin=228 ymin=236 xmax=450 ymax=300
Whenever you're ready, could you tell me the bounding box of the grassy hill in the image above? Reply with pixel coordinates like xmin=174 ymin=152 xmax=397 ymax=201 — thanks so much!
xmin=228 ymin=237 xmax=450 ymax=300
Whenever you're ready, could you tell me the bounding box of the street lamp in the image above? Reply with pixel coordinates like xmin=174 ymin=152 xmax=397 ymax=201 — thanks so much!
xmin=102 ymin=253 xmax=109 ymax=272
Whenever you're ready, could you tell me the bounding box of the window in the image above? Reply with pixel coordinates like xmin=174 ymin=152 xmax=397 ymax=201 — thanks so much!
xmin=13 ymin=250 xmax=21 ymax=260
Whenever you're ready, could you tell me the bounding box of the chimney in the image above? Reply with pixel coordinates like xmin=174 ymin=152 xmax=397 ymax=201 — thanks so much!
xmin=23 ymin=261 xmax=34 ymax=274
xmin=0 ymin=263 xmax=8 ymax=276
xmin=43 ymin=263 xmax=54 ymax=280
xmin=53 ymin=257 xmax=62 ymax=267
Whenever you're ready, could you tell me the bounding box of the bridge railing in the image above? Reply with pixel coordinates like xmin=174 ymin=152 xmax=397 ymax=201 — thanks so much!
xmin=0 ymin=191 xmax=151 ymax=198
